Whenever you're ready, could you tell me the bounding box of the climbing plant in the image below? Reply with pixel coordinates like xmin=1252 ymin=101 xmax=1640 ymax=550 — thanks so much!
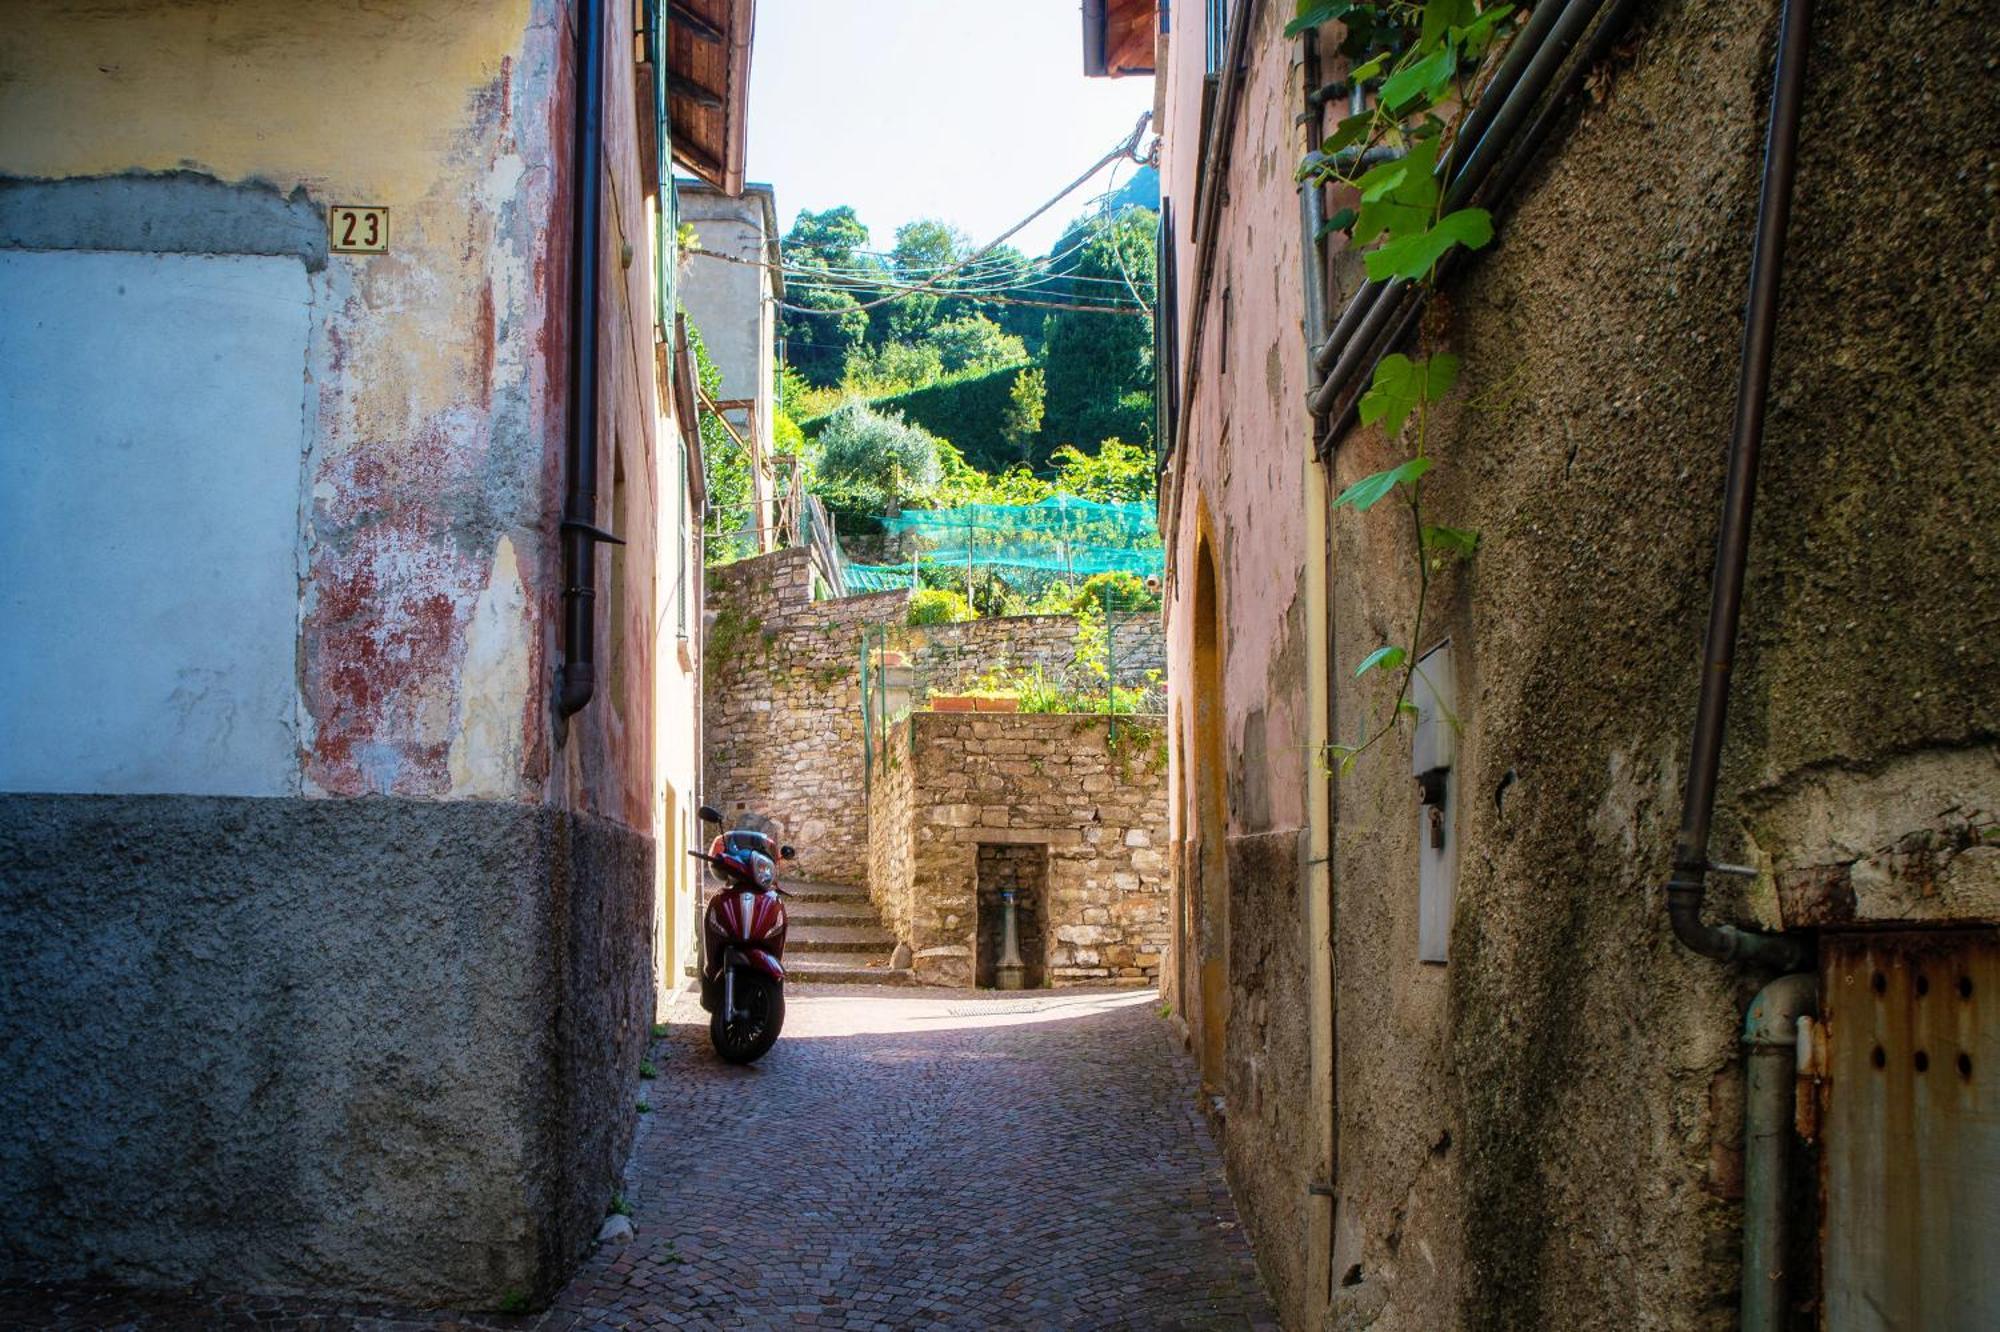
xmin=1289 ymin=0 xmax=1514 ymax=772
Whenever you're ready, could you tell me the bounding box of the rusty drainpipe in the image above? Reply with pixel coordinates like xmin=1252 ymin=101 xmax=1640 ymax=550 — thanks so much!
xmin=557 ymin=0 xmax=623 ymax=723
xmin=1661 ymin=2 xmax=1817 ymax=1329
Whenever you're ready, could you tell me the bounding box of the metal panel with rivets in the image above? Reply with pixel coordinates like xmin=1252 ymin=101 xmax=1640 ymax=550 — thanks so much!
xmin=1821 ymin=930 xmax=1998 ymax=1330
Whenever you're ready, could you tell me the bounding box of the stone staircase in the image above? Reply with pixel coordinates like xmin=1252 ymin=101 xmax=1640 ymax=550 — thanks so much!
xmin=783 ymin=880 xmax=916 ymax=986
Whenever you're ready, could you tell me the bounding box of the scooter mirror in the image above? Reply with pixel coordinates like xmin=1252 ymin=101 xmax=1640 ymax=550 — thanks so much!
xmin=780 ymin=845 xmax=797 ymax=860
xmin=697 ymin=805 xmax=723 ymax=824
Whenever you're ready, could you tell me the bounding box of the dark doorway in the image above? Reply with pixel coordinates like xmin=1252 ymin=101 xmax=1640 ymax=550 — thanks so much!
xmin=976 ymin=842 xmax=1048 ymax=988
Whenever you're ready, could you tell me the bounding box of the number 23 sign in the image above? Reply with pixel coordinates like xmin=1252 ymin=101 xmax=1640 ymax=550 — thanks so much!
xmin=329 ymin=205 xmax=389 ymax=254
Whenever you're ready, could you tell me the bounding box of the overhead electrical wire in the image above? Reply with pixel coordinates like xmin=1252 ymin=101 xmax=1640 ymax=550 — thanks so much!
xmin=760 ymin=112 xmax=1153 ymax=317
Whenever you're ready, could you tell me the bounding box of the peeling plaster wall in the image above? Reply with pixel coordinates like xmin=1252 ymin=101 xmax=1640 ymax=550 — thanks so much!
xmin=0 ymin=0 xmax=674 ymax=1304
xmin=1157 ymin=1 xmax=1999 ymax=1329
xmin=1157 ymin=5 xmax=1319 ymax=1325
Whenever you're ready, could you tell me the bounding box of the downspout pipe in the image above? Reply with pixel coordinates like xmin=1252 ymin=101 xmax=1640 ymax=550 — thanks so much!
xmin=557 ymin=0 xmax=621 ymax=721
xmin=1741 ymin=972 xmax=1817 ymax=1332
xmin=1665 ymin=0 xmax=1815 ymax=974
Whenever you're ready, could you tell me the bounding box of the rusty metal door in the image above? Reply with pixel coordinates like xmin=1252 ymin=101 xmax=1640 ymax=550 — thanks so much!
xmin=1821 ymin=931 xmax=1998 ymax=1330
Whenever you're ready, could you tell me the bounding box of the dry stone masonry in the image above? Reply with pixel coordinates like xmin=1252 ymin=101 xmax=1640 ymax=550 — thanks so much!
xmin=704 ymin=547 xmax=1165 ymax=891
xmin=867 ymin=712 xmax=1170 ymax=987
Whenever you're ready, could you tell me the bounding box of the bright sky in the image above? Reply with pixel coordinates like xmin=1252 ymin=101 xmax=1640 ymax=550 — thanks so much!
xmin=744 ymin=0 xmax=1156 ymax=260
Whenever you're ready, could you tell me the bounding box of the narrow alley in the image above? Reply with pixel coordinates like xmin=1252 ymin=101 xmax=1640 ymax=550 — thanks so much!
xmin=6 ymin=982 xmax=1275 ymax=1332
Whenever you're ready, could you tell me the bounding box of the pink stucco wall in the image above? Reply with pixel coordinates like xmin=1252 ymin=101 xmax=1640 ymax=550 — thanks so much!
xmin=1155 ymin=4 xmax=1321 ymax=1323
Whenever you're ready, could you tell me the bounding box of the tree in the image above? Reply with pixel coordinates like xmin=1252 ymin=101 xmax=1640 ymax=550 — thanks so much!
xmin=881 ymin=219 xmax=969 ymax=342
xmin=1040 ymin=206 xmax=1157 ymax=452
xmin=1049 ymin=438 xmax=1155 ymax=503
xmin=926 ymin=314 xmax=1027 ymax=375
xmin=781 ymin=284 xmax=869 ymax=388
xmin=1001 ymin=366 xmax=1046 ymax=462
xmin=811 ymin=402 xmax=944 ymax=512
xmin=785 ymin=206 xmax=869 ymax=270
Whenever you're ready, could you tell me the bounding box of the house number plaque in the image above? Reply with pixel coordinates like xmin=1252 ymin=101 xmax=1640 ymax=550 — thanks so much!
xmin=328 ymin=205 xmax=389 ymax=254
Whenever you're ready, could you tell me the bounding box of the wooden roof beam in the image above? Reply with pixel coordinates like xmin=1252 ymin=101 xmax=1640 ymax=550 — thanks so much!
xmin=669 ymin=1 xmax=724 ymax=45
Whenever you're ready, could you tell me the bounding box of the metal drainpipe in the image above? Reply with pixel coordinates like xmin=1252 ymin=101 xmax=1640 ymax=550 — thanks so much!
xmin=1664 ymin=0 xmax=1815 ymax=974
xmin=1661 ymin=2 xmax=1818 ymax=1326
xmin=557 ymin=0 xmax=621 ymax=722
xmin=1741 ymin=972 xmax=1817 ymax=1332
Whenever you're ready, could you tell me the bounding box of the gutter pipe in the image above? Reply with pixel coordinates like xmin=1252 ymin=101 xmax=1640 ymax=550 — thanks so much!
xmin=557 ymin=0 xmax=622 ymax=722
xmin=1313 ymin=0 xmax=1652 ymax=436
xmin=1308 ymin=0 xmax=1600 ymax=388
xmin=1741 ymin=972 xmax=1817 ymax=1332
xmin=1665 ymin=0 xmax=1814 ymax=973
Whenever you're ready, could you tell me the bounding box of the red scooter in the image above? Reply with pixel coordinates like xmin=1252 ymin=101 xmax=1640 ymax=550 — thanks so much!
xmin=691 ymin=805 xmax=794 ymax=1064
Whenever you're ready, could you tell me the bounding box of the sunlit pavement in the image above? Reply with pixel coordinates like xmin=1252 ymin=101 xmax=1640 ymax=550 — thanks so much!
xmin=3 ymin=987 xmax=1276 ymax=1331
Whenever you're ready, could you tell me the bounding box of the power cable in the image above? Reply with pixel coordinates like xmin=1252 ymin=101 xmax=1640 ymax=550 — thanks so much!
xmin=770 ymin=112 xmax=1152 ymax=317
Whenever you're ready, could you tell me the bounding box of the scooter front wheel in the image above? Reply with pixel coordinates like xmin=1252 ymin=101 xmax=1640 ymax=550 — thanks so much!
xmin=710 ymin=968 xmax=783 ymax=1064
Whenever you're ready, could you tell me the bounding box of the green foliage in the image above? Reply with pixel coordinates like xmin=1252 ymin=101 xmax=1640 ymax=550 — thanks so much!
xmin=927 ymin=314 xmax=1027 ymax=375
xmin=688 ymin=318 xmax=756 ymax=565
xmin=1293 ymin=0 xmax=1514 ymax=776
xmin=809 ymin=362 xmax=1030 ymax=472
xmin=638 ymin=1060 xmax=657 ymax=1080
xmin=609 ymin=1193 xmax=632 ymax=1216
xmin=786 ymin=206 xmax=870 ymax=268
xmin=844 ymin=340 xmax=946 ymax=396
xmin=783 ymin=284 xmax=869 ymax=388
xmin=1359 ymin=353 xmax=1459 ymax=438
xmin=907 ymin=587 xmax=973 ymax=625
xmin=1074 ymin=569 xmax=1161 ymax=613
xmin=813 ymin=401 xmax=944 ymax=510
xmin=1048 ymin=439 xmax=1156 ymax=503
xmin=1003 ymin=366 xmax=1047 ymax=459
xmin=497 ymin=1290 xmax=531 ymax=1315
xmin=1041 ymin=207 xmax=1157 ymax=453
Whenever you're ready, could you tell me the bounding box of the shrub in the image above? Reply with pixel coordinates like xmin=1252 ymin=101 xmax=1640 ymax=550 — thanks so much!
xmin=1074 ymin=570 xmax=1160 ymax=613
xmin=907 ymin=588 xmax=973 ymax=625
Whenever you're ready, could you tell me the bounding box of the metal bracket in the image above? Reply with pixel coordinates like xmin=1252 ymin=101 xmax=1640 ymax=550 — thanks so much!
xmin=561 ymin=518 xmax=626 ymax=546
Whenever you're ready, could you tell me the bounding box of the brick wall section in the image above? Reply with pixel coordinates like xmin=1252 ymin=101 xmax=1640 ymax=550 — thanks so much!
xmin=866 ymin=711 xmax=1170 ymax=987
xmin=705 ymin=548 xmax=1167 ymax=887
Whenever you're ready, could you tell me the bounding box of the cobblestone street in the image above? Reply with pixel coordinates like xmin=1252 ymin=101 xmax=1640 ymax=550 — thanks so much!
xmin=5 ymin=987 xmax=1276 ymax=1331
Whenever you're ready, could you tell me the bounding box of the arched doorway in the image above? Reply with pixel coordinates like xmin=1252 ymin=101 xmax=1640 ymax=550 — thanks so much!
xmin=1191 ymin=531 xmax=1228 ymax=1091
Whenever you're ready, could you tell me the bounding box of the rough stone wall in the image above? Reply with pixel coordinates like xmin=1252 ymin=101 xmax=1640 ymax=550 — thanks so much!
xmin=866 ymin=712 xmax=1170 ymax=987
xmin=703 ymin=549 xmax=909 ymax=883
xmin=705 ymin=547 xmax=1167 ymax=885
xmin=1156 ymin=1 xmax=2000 ymax=1328
xmin=0 ymin=795 xmax=650 ymax=1307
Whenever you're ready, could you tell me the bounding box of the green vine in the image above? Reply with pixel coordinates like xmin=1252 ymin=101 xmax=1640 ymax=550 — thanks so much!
xmin=1291 ymin=0 xmax=1511 ymax=773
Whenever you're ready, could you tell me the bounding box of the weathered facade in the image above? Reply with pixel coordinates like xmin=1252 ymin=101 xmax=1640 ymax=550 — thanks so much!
xmin=867 ymin=711 xmax=1171 ymax=987
xmin=1135 ymin=0 xmax=1999 ymax=1328
xmin=0 ymin=0 xmax=742 ymax=1307
xmin=677 ymin=178 xmax=783 ymax=554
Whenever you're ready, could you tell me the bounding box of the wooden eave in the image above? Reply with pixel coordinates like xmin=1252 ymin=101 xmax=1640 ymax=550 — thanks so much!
xmin=1083 ymin=0 xmax=1156 ymax=78
xmin=668 ymin=0 xmax=754 ymax=195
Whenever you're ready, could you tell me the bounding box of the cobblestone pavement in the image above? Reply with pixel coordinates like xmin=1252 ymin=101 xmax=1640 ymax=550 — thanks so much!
xmin=4 ymin=987 xmax=1276 ymax=1331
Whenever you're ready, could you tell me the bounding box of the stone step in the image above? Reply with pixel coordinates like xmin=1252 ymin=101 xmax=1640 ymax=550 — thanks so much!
xmin=784 ymin=881 xmax=870 ymax=904
xmin=787 ymin=952 xmax=919 ymax=985
xmin=786 ymin=925 xmax=896 ymax=953
xmin=782 ymin=898 xmax=880 ymax=926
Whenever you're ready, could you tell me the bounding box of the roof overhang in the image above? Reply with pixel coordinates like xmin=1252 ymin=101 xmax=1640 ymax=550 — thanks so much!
xmin=1082 ymin=0 xmax=1155 ymax=78
xmin=667 ymin=0 xmax=755 ymax=195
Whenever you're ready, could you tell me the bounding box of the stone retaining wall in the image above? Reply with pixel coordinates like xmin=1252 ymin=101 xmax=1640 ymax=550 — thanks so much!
xmin=704 ymin=548 xmax=1167 ymax=887
xmin=865 ymin=712 xmax=1170 ymax=987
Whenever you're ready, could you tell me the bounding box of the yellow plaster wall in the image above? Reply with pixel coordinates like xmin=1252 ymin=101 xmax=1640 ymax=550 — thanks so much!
xmin=0 ymin=0 xmax=532 ymax=200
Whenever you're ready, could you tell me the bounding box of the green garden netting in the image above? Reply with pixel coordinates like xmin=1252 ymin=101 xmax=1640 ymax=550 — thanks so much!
xmin=841 ymin=496 xmax=1164 ymax=592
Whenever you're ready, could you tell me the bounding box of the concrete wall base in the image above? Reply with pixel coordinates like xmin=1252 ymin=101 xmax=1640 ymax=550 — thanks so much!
xmin=0 ymin=793 xmax=653 ymax=1309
